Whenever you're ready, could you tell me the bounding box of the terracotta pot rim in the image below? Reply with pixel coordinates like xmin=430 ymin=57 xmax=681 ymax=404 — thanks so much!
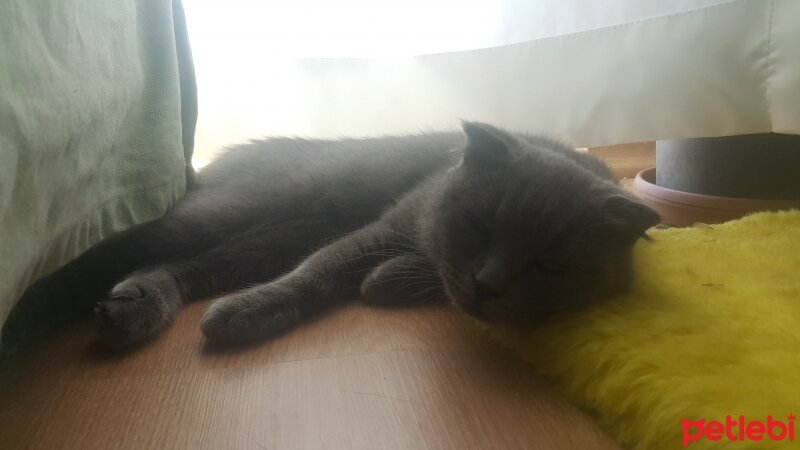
xmin=632 ymin=167 xmax=800 ymax=212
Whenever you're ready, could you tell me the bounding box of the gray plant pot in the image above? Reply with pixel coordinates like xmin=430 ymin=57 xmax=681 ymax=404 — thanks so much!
xmin=656 ymin=133 xmax=800 ymax=201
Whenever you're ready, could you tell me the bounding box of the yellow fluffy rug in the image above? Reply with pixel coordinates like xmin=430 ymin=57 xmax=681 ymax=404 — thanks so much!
xmin=488 ymin=210 xmax=800 ymax=449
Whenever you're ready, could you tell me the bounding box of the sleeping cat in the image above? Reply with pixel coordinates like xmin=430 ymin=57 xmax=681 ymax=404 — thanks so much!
xmin=89 ymin=122 xmax=659 ymax=347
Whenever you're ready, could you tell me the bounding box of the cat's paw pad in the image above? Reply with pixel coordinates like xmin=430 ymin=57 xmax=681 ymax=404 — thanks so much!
xmin=94 ymin=270 xmax=181 ymax=348
xmin=201 ymin=290 xmax=298 ymax=344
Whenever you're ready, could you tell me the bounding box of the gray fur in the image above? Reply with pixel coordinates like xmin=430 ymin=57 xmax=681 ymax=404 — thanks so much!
xmin=90 ymin=122 xmax=659 ymax=347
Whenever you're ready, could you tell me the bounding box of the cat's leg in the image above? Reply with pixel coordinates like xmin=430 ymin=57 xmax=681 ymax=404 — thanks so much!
xmin=95 ymin=220 xmax=342 ymax=347
xmin=56 ymin=188 xmax=241 ymax=315
xmin=2 ymin=191 xmax=228 ymax=348
xmin=360 ymin=255 xmax=444 ymax=306
xmin=201 ymin=223 xmax=410 ymax=343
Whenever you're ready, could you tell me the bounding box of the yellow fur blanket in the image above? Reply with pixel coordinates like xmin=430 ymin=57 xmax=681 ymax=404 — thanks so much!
xmin=489 ymin=210 xmax=800 ymax=449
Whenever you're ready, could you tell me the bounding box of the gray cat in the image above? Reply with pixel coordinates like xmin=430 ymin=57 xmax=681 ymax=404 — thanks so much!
xmin=89 ymin=122 xmax=659 ymax=347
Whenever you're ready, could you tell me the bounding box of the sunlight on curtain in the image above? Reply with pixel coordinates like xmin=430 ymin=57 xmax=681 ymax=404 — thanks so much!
xmin=182 ymin=0 xmax=501 ymax=166
xmin=181 ymin=0 xmax=798 ymax=167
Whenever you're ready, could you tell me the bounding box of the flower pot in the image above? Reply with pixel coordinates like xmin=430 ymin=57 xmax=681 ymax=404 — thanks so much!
xmin=655 ymin=133 xmax=800 ymax=201
xmin=632 ymin=167 xmax=800 ymax=226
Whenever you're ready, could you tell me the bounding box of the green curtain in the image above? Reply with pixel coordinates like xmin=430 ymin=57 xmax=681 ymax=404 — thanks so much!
xmin=0 ymin=0 xmax=197 ymax=348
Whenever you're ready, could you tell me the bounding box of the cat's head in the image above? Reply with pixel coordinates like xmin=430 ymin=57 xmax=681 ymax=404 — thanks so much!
xmin=422 ymin=122 xmax=660 ymax=325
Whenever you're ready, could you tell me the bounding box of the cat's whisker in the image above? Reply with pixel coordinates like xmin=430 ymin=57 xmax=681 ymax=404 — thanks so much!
xmin=383 ymin=274 xmax=441 ymax=284
xmin=376 ymin=276 xmax=440 ymax=287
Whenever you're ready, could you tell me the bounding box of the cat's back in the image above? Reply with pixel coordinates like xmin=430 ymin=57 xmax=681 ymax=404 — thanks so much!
xmin=199 ymin=132 xmax=460 ymax=186
xmin=187 ymin=132 xmax=463 ymax=224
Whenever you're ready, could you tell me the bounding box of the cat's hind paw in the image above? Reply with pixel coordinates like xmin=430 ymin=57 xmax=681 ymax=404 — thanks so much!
xmin=94 ymin=270 xmax=181 ymax=348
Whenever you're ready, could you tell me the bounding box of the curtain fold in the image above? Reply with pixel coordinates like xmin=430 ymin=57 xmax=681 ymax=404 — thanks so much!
xmin=1 ymin=0 xmax=196 ymax=347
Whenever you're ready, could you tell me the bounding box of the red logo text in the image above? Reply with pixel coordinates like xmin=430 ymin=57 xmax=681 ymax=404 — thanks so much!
xmin=681 ymin=415 xmax=795 ymax=447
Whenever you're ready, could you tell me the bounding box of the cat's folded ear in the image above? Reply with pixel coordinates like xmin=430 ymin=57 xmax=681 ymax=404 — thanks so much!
xmin=461 ymin=121 xmax=515 ymax=168
xmin=603 ymin=194 xmax=661 ymax=244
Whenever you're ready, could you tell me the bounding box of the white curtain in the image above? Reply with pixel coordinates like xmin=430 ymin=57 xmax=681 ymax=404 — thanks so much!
xmin=183 ymin=0 xmax=800 ymax=165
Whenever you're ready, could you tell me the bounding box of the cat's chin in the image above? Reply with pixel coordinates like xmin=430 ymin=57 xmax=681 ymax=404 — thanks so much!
xmin=451 ymin=298 xmax=483 ymax=320
xmin=447 ymin=289 xmax=543 ymax=327
xmin=438 ymin=270 xmax=502 ymax=323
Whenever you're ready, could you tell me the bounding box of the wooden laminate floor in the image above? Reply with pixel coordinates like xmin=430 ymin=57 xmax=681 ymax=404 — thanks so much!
xmin=1 ymin=302 xmax=620 ymax=450
xmin=0 ymin=145 xmax=653 ymax=450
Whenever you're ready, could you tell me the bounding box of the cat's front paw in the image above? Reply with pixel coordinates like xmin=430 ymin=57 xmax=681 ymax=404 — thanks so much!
xmin=201 ymin=286 xmax=300 ymax=344
xmin=95 ymin=269 xmax=181 ymax=348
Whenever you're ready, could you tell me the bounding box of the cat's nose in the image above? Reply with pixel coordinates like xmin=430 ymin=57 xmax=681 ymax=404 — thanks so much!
xmin=474 ymin=258 xmax=507 ymax=301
